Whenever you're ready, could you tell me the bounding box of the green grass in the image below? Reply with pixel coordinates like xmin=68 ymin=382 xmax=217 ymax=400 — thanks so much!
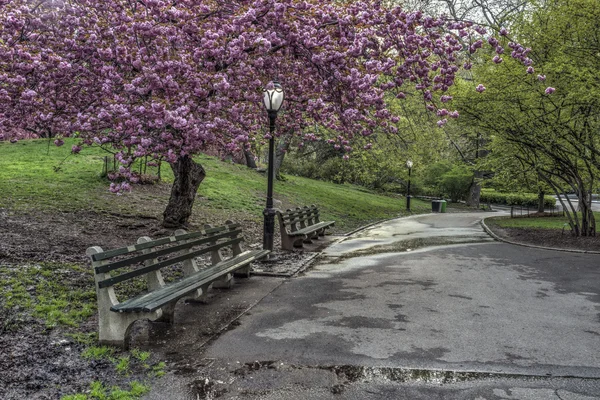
xmin=61 ymin=380 xmax=150 ymax=400
xmin=0 ymin=139 xmax=429 ymax=231
xmin=0 ymin=262 xmax=96 ymax=329
xmin=488 ymin=212 xmax=600 ymax=229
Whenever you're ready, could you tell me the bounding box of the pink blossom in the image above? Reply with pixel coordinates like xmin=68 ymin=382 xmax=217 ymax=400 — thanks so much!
xmin=54 ymin=139 xmax=64 ymax=147
xmin=437 ymin=119 xmax=448 ymax=127
xmin=545 ymin=87 xmax=556 ymax=95
xmin=476 ymin=84 xmax=486 ymax=93
xmin=527 ymin=66 xmax=535 ymax=74
xmin=71 ymin=145 xmax=82 ymax=153
xmin=538 ymin=74 xmax=546 ymax=81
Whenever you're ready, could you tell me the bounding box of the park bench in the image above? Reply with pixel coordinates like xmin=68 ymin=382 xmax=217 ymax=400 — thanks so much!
xmin=86 ymin=221 xmax=269 ymax=348
xmin=276 ymin=205 xmax=335 ymax=250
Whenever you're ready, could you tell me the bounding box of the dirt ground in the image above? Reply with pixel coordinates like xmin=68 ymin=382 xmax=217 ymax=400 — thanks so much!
xmin=485 ymin=221 xmax=600 ymax=253
xmin=1 ymin=207 xmax=598 ymax=399
xmin=0 ymin=206 xmax=321 ymax=399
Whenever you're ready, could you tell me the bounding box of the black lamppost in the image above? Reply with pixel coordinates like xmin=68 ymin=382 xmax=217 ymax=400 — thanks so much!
xmin=406 ymin=160 xmax=413 ymax=211
xmin=262 ymin=81 xmax=284 ymax=251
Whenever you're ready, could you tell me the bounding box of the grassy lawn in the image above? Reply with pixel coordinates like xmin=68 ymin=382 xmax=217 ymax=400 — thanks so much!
xmin=487 ymin=213 xmax=600 ymax=230
xmin=0 ymin=139 xmax=428 ymax=231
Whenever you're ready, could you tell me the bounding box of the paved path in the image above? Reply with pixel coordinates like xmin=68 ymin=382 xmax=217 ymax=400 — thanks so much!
xmin=147 ymin=212 xmax=600 ymax=399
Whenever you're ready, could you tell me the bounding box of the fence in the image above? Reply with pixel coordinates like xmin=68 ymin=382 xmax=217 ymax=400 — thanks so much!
xmin=510 ymin=205 xmax=564 ymax=218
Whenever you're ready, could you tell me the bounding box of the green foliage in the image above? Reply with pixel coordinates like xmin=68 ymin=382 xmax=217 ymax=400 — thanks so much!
xmin=130 ymin=349 xmax=151 ymax=364
xmin=82 ymin=346 xmax=115 ymax=361
xmin=61 ymin=380 xmax=150 ymax=400
xmin=480 ymin=189 xmax=556 ymax=208
xmin=62 ymin=394 xmax=88 ymax=400
xmin=0 ymin=263 xmax=96 ymax=329
xmin=452 ymin=0 xmax=599 ymax=235
xmin=65 ymin=332 xmax=98 ymax=346
xmin=115 ymin=356 xmax=131 ymax=376
xmin=282 ymin=134 xmax=409 ymax=191
xmin=488 ymin=213 xmax=600 ymax=230
xmin=437 ymin=165 xmax=472 ymax=202
xmin=0 ymin=139 xmax=430 ymax=233
xmin=150 ymin=361 xmax=166 ymax=378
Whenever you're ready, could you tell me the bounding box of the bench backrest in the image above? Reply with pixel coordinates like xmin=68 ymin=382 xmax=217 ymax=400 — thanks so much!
xmin=277 ymin=205 xmax=321 ymax=232
xmin=87 ymin=222 xmax=243 ymax=291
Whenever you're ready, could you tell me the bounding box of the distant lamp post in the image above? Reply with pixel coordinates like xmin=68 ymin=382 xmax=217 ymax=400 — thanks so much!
xmin=406 ymin=160 xmax=413 ymax=211
xmin=262 ymin=81 xmax=285 ymax=251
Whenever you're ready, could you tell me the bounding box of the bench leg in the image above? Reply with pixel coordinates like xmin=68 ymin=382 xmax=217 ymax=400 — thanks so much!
xmin=99 ymin=309 xmax=162 ymax=349
xmin=233 ymin=265 xmax=251 ymax=278
xmin=212 ymin=273 xmax=234 ymax=289
xmin=293 ymin=237 xmax=306 ymax=248
xmin=156 ymin=302 xmax=176 ymax=324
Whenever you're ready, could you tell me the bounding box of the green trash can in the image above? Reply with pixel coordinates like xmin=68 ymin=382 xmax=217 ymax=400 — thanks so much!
xmin=440 ymin=200 xmax=447 ymax=213
xmin=431 ymin=200 xmax=442 ymax=212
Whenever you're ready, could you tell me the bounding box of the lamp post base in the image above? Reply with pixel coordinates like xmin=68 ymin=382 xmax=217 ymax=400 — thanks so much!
xmin=406 ymin=195 xmax=412 ymax=211
xmin=263 ymin=207 xmax=277 ymax=252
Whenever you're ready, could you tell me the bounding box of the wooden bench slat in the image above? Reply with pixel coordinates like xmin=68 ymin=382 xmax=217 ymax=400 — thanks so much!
xmin=91 ymin=224 xmax=240 ymax=262
xmin=288 ymin=221 xmax=334 ymax=236
xmin=280 ymin=209 xmax=317 ymax=220
xmin=111 ymin=249 xmax=269 ymax=313
xmin=136 ymin=249 xmax=269 ymax=312
xmin=95 ymin=228 xmax=242 ymax=274
xmin=97 ymin=237 xmax=243 ymax=289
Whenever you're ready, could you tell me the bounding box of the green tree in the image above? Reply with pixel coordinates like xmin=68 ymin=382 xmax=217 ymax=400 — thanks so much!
xmin=454 ymin=0 xmax=599 ymax=236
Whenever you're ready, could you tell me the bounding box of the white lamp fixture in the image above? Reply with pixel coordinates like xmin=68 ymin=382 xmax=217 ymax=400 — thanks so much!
xmin=263 ymin=81 xmax=285 ymax=114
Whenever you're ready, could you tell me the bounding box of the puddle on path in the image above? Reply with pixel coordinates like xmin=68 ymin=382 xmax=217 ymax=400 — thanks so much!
xmin=324 ymin=235 xmax=494 ymax=262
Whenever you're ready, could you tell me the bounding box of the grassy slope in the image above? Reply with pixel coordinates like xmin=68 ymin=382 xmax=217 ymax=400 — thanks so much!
xmin=0 ymin=139 xmax=429 ymax=232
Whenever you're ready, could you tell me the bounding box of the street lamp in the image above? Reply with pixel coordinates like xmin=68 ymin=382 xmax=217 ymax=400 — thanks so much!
xmin=262 ymin=81 xmax=285 ymax=251
xmin=406 ymin=160 xmax=413 ymax=211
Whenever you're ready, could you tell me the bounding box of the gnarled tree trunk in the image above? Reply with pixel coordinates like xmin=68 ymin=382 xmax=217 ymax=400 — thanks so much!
xmin=466 ymin=172 xmax=482 ymax=208
xmin=163 ymin=155 xmax=206 ymax=228
xmin=243 ymin=148 xmax=258 ymax=169
xmin=274 ymin=130 xmax=293 ymax=180
xmin=537 ymin=190 xmax=545 ymax=213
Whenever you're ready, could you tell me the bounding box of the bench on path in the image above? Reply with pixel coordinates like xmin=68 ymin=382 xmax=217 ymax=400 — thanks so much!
xmin=86 ymin=221 xmax=269 ymax=348
xmin=277 ymin=205 xmax=335 ymax=251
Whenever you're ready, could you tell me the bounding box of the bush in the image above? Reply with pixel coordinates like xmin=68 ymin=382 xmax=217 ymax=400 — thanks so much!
xmin=438 ymin=164 xmax=472 ymax=202
xmin=480 ymin=189 xmax=556 ymax=208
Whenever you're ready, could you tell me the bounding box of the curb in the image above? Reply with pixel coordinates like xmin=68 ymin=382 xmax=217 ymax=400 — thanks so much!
xmin=481 ymin=217 xmax=600 ymax=255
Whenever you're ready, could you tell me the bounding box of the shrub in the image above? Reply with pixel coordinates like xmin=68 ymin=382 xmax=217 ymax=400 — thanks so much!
xmin=480 ymin=189 xmax=556 ymax=208
xmin=438 ymin=165 xmax=472 ymax=202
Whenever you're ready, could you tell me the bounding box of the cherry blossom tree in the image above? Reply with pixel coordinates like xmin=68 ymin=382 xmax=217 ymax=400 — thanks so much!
xmin=0 ymin=0 xmax=533 ymax=227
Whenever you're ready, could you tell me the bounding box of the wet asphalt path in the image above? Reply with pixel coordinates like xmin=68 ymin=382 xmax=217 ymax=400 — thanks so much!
xmin=147 ymin=212 xmax=600 ymax=399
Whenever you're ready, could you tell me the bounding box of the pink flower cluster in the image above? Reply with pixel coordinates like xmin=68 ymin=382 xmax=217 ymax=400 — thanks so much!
xmin=0 ymin=0 xmax=539 ymax=192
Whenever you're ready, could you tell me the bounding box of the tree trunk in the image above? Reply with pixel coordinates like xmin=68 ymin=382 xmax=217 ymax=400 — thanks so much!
xmin=162 ymin=155 xmax=206 ymax=228
xmin=466 ymin=171 xmax=482 ymax=208
xmin=274 ymin=132 xmax=292 ymax=180
xmin=243 ymin=148 xmax=258 ymax=169
xmin=577 ymin=189 xmax=595 ymax=237
xmin=537 ymin=190 xmax=545 ymax=213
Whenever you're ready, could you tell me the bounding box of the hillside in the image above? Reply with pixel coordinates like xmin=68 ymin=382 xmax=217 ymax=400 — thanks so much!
xmin=0 ymin=139 xmax=428 ymax=263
